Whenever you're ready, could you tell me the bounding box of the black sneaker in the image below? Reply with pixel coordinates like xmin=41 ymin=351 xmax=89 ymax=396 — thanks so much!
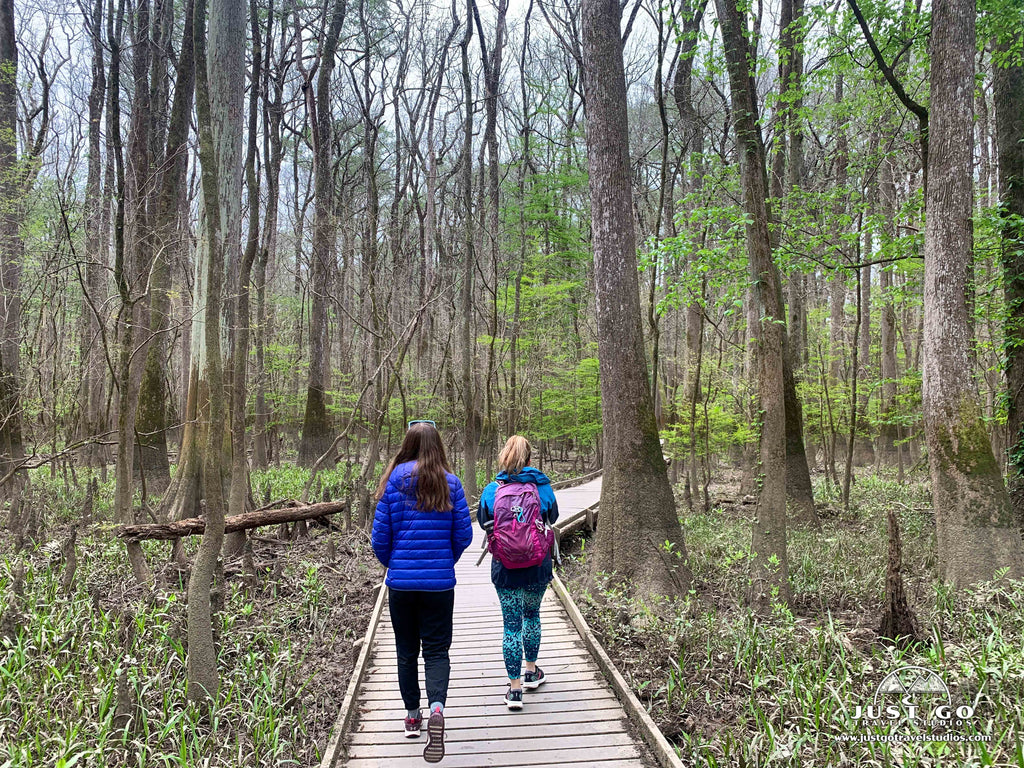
xmin=504 ymin=685 xmax=524 ymax=710
xmin=523 ymin=667 xmax=546 ymax=690
xmin=423 ymin=709 xmax=445 ymax=762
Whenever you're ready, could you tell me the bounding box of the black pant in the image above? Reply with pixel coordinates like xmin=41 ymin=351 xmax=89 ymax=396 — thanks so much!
xmin=388 ymin=588 xmax=455 ymax=711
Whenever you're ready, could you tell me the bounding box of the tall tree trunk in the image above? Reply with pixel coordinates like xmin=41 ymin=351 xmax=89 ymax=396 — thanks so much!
xmin=0 ymin=0 xmax=27 ymax=531
xmin=923 ymin=0 xmax=1023 ymax=585
xmin=223 ymin=0 xmax=263 ymax=556
xmin=79 ymin=0 xmax=110 ymax=470
xmin=355 ymin=0 xmax=384 ymax=524
xmin=137 ymin=0 xmax=196 ymax=494
xmin=509 ymin=2 xmax=533 ymax=436
xmin=472 ymin=0 xmax=507 ymax=469
xmin=459 ymin=0 xmax=479 ymax=501
xmin=106 ymin=0 xmax=154 ymax=582
xmin=995 ymin=29 xmax=1024 ymax=528
xmin=298 ymin=0 xmax=346 ymax=467
xmin=877 ymin=154 xmax=899 ymax=464
xmin=738 ymin=285 xmax=759 ymax=496
xmin=254 ymin=7 xmax=285 ymax=471
xmin=581 ymin=0 xmax=691 ymax=597
xmin=133 ymin=0 xmax=173 ymax=490
xmin=767 ymin=0 xmax=816 ymax=524
xmin=187 ymin=0 xmax=244 ymax=703
xmin=786 ymin=0 xmax=807 ymax=371
xmin=715 ymin=0 xmax=791 ymax=605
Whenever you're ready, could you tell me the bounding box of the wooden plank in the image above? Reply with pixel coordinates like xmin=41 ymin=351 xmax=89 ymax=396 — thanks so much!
xmin=362 ymin=658 xmax=597 ymax=676
xmin=342 ymin=744 xmax=642 ymax=768
xmin=375 ymin=627 xmax=569 ymax=641
xmin=428 ymin=611 xmax=566 ymax=626
xmin=359 ymin=674 xmax=605 ymax=694
xmin=368 ymin=647 xmax=590 ymax=666
xmin=353 ymin=697 xmax=626 ymax=723
xmin=346 ymin=732 xmax=636 ymax=758
xmin=367 ymin=639 xmax=583 ymax=660
xmin=355 ymin=682 xmax=615 ymax=702
xmin=374 ymin=623 xmax=576 ymax=640
xmin=348 ymin=719 xmax=625 ymax=745
xmin=353 ymin=706 xmax=627 ymax=730
xmin=362 ymin=661 xmax=597 ymax=681
xmin=344 ymin=765 xmax=638 ymax=768
xmin=550 ymin=469 xmax=602 ymax=490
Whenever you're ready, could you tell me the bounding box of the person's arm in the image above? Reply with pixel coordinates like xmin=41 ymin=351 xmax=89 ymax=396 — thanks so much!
xmin=477 ymin=482 xmax=497 ymax=529
xmin=451 ymin=481 xmax=473 ymax=562
xmin=370 ymin=478 xmax=393 ymax=567
xmin=540 ymin=484 xmax=559 ymax=525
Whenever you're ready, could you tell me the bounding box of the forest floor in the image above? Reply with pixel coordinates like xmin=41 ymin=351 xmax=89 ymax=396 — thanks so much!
xmin=560 ymin=471 xmax=1024 ymax=767
xmin=0 ymin=466 xmax=381 ymax=768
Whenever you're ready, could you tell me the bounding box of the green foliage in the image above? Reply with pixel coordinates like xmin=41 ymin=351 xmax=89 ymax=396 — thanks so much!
xmin=0 ymin=528 xmax=379 ymax=767
xmin=568 ymin=475 xmax=1023 ymax=765
xmin=250 ymin=464 xmax=363 ymax=504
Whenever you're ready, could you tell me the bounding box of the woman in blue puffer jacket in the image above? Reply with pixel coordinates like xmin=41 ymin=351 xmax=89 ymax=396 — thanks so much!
xmin=372 ymin=421 xmax=473 ymax=763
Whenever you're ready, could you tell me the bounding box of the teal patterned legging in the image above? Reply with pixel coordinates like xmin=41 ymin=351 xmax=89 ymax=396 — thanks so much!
xmin=496 ymin=585 xmax=547 ymax=679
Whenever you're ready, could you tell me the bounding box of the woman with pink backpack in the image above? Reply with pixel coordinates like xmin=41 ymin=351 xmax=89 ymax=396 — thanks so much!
xmin=477 ymin=435 xmax=559 ymax=710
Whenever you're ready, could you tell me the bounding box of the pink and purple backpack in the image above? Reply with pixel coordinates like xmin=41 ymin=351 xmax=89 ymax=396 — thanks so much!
xmin=488 ymin=481 xmax=553 ymax=569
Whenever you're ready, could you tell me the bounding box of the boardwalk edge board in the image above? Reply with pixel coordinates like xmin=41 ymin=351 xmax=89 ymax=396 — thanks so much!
xmin=319 ymin=580 xmax=388 ymax=768
xmin=550 ymin=571 xmax=685 ymax=768
xmin=549 ymin=468 xmax=602 ymax=491
xmin=554 ymin=500 xmax=599 ymax=543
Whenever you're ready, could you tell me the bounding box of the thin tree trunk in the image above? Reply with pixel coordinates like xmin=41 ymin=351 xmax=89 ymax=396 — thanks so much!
xmin=298 ymin=0 xmax=346 ymax=467
xmin=715 ymin=0 xmax=791 ymax=605
xmin=877 ymin=153 xmax=900 ymax=464
xmin=459 ymin=0 xmax=479 ymax=501
xmin=79 ymin=0 xmax=110 ymax=469
xmin=186 ymin=0 xmax=244 ymax=704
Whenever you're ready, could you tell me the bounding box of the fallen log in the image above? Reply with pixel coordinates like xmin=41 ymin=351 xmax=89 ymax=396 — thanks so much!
xmin=116 ymin=500 xmax=348 ymax=541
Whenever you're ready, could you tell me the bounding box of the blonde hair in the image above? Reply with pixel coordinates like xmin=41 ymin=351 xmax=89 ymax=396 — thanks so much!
xmin=498 ymin=435 xmax=531 ymax=474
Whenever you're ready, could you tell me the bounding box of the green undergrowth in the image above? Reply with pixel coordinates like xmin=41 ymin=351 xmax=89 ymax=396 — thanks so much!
xmin=0 ymin=518 xmax=380 ymax=767
xmin=564 ymin=474 xmax=1024 ymax=767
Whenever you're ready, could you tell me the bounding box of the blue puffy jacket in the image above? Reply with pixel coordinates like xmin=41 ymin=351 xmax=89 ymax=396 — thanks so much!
xmin=372 ymin=461 xmax=474 ymax=591
xmin=478 ymin=467 xmax=559 ymax=589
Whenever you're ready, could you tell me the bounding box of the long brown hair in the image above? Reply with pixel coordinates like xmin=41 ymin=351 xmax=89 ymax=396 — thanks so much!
xmin=375 ymin=422 xmax=453 ymax=511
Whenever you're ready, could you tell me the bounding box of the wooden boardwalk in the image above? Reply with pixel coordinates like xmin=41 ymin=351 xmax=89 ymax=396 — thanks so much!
xmin=338 ymin=475 xmax=656 ymax=767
